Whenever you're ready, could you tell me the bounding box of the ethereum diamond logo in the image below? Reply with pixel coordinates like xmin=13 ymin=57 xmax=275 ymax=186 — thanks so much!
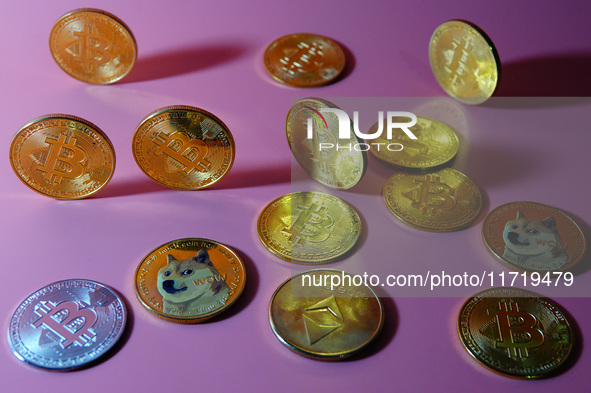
xmin=302 ymin=296 xmax=343 ymax=345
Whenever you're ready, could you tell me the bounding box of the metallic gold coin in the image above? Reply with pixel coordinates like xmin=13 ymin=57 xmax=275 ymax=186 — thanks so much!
xmin=49 ymin=8 xmax=137 ymax=84
xmin=264 ymin=33 xmax=345 ymax=87
xmin=429 ymin=20 xmax=500 ymax=105
xmin=269 ymin=269 xmax=384 ymax=360
xmin=286 ymin=98 xmax=366 ymax=189
xmin=258 ymin=192 xmax=361 ymax=264
xmin=134 ymin=238 xmax=246 ymax=324
xmin=458 ymin=287 xmax=573 ymax=378
xmin=368 ymin=115 xmax=459 ymax=170
xmin=383 ymin=168 xmax=482 ymax=231
xmin=482 ymin=201 xmax=586 ymax=273
xmin=132 ymin=105 xmax=235 ymax=190
xmin=9 ymin=114 xmax=115 ymax=199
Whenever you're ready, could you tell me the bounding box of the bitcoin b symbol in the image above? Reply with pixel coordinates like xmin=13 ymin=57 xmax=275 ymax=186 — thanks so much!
xmin=152 ymin=131 xmax=211 ymax=174
xmin=488 ymin=300 xmax=545 ymax=359
xmin=404 ymin=174 xmax=456 ymax=215
xmin=32 ymin=300 xmax=98 ymax=349
xmin=37 ymin=134 xmax=86 ymax=184
xmin=282 ymin=203 xmax=334 ymax=247
xmin=66 ymin=24 xmax=113 ymax=72
xmin=280 ymin=41 xmax=324 ymax=75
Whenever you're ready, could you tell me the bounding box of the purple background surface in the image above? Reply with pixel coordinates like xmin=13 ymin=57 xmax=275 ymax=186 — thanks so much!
xmin=1 ymin=1 xmax=590 ymax=392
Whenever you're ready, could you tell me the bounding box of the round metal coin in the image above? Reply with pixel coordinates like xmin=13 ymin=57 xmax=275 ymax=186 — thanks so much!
xmin=9 ymin=114 xmax=116 ymax=199
xmin=458 ymin=287 xmax=573 ymax=378
xmin=287 ymin=98 xmax=366 ymax=189
xmin=134 ymin=238 xmax=246 ymax=323
xmin=264 ymin=33 xmax=346 ymax=87
xmin=50 ymin=8 xmax=137 ymax=84
xmin=7 ymin=279 xmax=126 ymax=370
xmin=482 ymin=201 xmax=586 ymax=272
xmin=383 ymin=167 xmax=482 ymax=231
xmin=257 ymin=192 xmax=362 ymax=264
xmin=429 ymin=20 xmax=500 ymax=105
xmin=132 ymin=105 xmax=235 ymax=190
xmin=269 ymin=269 xmax=384 ymax=360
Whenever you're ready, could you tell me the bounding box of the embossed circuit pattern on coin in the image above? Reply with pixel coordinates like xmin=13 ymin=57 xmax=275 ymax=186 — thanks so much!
xmin=50 ymin=8 xmax=137 ymax=84
xmin=264 ymin=33 xmax=345 ymax=87
xmin=7 ymin=279 xmax=126 ymax=370
xmin=258 ymin=192 xmax=361 ymax=264
xmin=429 ymin=20 xmax=499 ymax=105
xmin=383 ymin=168 xmax=482 ymax=231
xmin=482 ymin=201 xmax=586 ymax=272
xmin=269 ymin=269 xmax=384 ymax=360
xmin=458 ymin=287 xmax=573 ymax=378
xmin=368 ymin=115 xmax=459 ymax=169
xmin=9 ymin=114 xmax=115 ymax=199
xmin=287 ymin=98 xmax=366 ymax=189
xmin=134 ymin=238 xmax=246 ymax=323
xmin=132 ymin=105 xmax=235 ymax=190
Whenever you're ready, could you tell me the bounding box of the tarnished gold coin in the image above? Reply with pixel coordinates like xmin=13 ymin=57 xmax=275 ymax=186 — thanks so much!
xmin=258 ymin=192 xmax=361 ymax=264
xmin=383 ymin=168 xmax=482 ymax=231
xmin=50 ymin=8 xmax=137 ymax=84
xmin=132 ymin=105 xmax=235 ymax=190
xmin=458 ymin=287 xmax=573 ymax=378
xmin=9 ymin=114 xmax=115 ymax=199
xmin=134 ymin=238 xmax=246 ymax=324
xmin=368 ymin=115 xmax=459 ymax=170
xmin=269 ymin=269 xmax=384 ymax=360
xmin=264 ymin=33 xmax=345 ymax=87
xmin=482 ymin=201 xmax=586 ymax=273
xmin=287 ymin=98 xmax=366 ymax=189
xmin=429 ymin=20 xmax=500 ymax=105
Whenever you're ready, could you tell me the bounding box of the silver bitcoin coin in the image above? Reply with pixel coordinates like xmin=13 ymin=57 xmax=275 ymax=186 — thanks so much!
xmin=7 ymin=279 xmax=127 ymax=370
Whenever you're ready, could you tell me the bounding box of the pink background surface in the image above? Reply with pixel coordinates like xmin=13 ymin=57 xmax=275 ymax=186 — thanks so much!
xmin=1 ymin=0 xmax=590 ymax=391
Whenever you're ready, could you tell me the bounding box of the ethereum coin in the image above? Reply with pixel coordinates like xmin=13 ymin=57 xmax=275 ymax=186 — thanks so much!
xmin=132 ymin=105 xmax=235 ymax=190
xmin=482 ymin=201 xmax=586 ymax=272
xmin=9 ymin=114 xmax=115 ymax=199
xmin=269 ymin=269 xmax=384 ymax=360
xmin=287 ymin=98 xmax=366 ymax=189
xmin=257 ymin=192 xmax=361 ymax=264
xmin=429 ymin=20 xmax=500 ymax=105
xmin=8 ymin=279 xmax=126 ymax=370
xmin=264 ymin=33 xmax=345 ymax=87
xmin=458 ymin=287 xmax=573 ymax=378
xmin=134 ymin=238 xmax=246 ymax=323
xmin=50 ymin=8 xmax=137 ymax=84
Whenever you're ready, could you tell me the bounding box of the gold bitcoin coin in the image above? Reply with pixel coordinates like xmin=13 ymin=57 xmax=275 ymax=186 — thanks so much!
xmin=134 ymin=238 xmax=246 ymax=324
xmin=458 ymin=287 xmax=573 ymax=378
xmin=9 ymin=114 xmax=115 ymax=199
xmin=383 ymin=168 xmax=482 ymax=231
xmin=429 ymin=20 xmax=500 ymax=105
xmin=482 ymin=201 xmax=586 ymax=273
xmin=49 ymin=8 xmax=137 ymax=84
xmin=264 ymin=33 xmax=345 ymax=87
xmin=286 ymin=98 xmax=366 ymax=189
xmin=368 ymin=115 xmax=459 ymax=170
xmin=269 ymin=269 xmax=384 ymax=360
xmin=132 ymin=105 xmax=235 ymax=190
xmin=257 ymin=192 xmax=361 ymax=264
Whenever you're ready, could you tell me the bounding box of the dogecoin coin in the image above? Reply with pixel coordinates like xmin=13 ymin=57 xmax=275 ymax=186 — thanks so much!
xmin=9 ymin=114 xmax=115 ymax=199
xmin=8 ymin=279 xmax=126 ymax=370
xmin=49 ymin=8 xmax=137 ymax=84
xmin=258 ymin=192 xmax=361 ymax=264
xmin=482 ymin=201 xmax=586 ymax=272
xmin=264 ymin=33 xmax=345 ymax=87
xmin=269 ymin=269 xmax=384 ymax=360
xmin=383 ymin=168 xmax=482 ymax=231
xmin=286 ymin=98 xmax=366 ymax=189
xmin=368 ymin=115 xmax=459 ymax=170
xmin=429 ymin=20 xmax=500 ymax=105
xmin=132 ymin=105 xmax=235 ymax=190
xmin=134 ymin=238 xmax=246 ymax=323
xmin=458 ymin=287 xmax=573 ymax=378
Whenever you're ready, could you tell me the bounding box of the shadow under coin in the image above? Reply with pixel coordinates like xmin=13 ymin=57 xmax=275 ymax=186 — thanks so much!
xmin=122 ymin=42 xmax=250 ymax=83
xmin=335 ymin=40 xmax=356 ymax=83
xmin=210 ymin=165 xmax=292 ymax=190
xmin=95 ymin=177 xmax=166 ymax=198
